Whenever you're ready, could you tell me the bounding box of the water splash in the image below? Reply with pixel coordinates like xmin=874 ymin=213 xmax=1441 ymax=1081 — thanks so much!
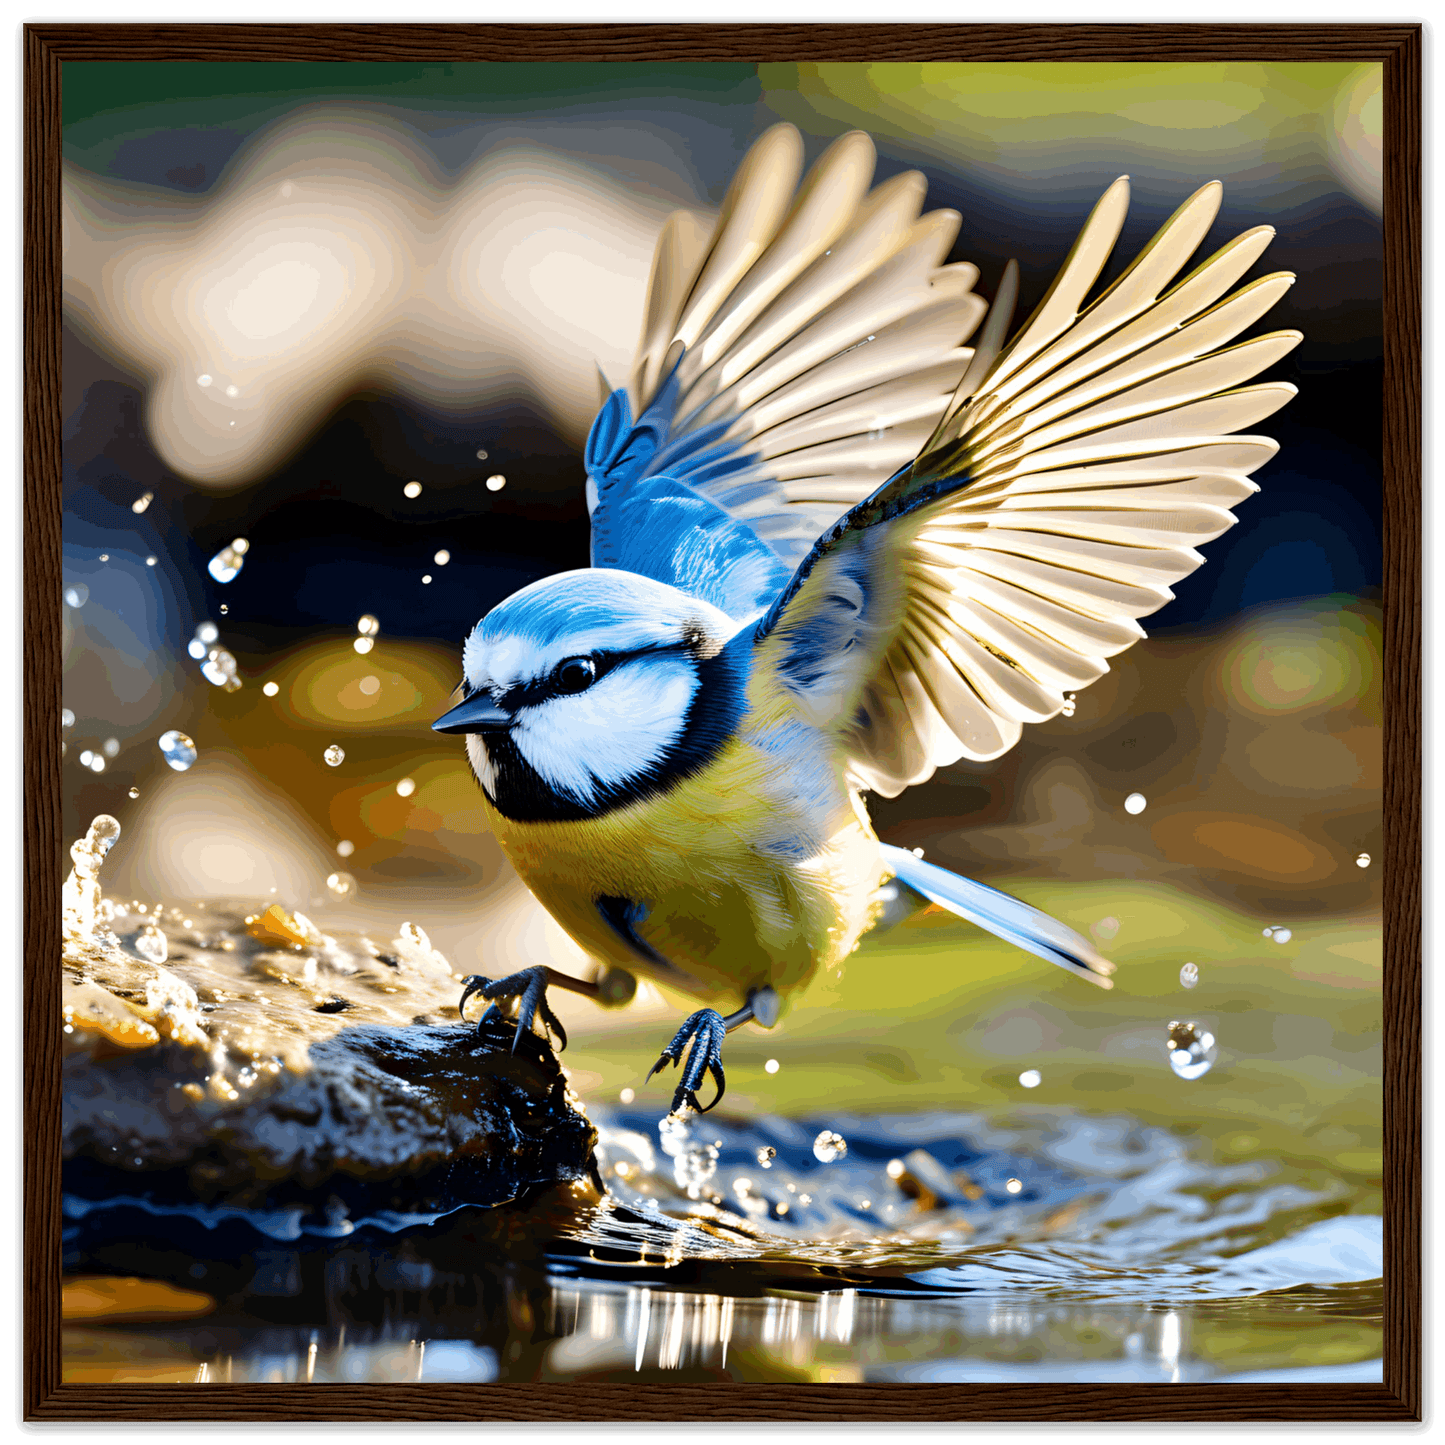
xmin=323 ymin=745 xmax=345 ymax=767
xmin=1167 ymin=1021 xmax=1217 ymax=1081
xmin=63 ymin=815 xmax=122 ymax=944
xmin=158 ymin=731 xmax=197 ymax=772
xmin=207 ymin=539 xmax=249 ymax=584
xmin=813 ymin=1131 xmax=847 ymax=1164
xmin=1179 ymin=963 xmax=1199 ymax=989
xmin=133 ymin=923 xmax=169 ymax=964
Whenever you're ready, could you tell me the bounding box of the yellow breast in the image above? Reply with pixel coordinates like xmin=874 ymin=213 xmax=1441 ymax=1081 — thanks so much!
xmin=480 ymin=733 xmax=885 ymax=1009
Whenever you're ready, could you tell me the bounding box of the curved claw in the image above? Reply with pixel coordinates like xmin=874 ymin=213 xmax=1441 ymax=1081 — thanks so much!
xmin=648 ymin=1009 xmax=727 ymax=1113
xmin=457 ymin=967 xmax=566 ymax=1052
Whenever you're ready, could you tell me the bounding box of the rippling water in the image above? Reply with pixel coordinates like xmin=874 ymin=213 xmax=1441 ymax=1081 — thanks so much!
xmin=62 ymin=1105 xmax=1382 ymax=1384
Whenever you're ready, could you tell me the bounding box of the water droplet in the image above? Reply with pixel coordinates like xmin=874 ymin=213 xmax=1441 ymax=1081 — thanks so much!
xmin=1167 ymin=1020 xmax=1217 ymax=1080
xmin=1261 ymin=926 xmax=1275 ymax=938
xmin=404 ymin=481 xmax=422 ymax=499
xmin=64 ymin=583 xmax=89 ymax=608
xmin=475 ymin=449 xmax=489 ymax=461
xmin=1061 ymin=693 xmax=1077 ymax=717
xmin=1018 ymin=1069 xmax=1042 ymax=1089
xmin=1005 ymin=1178 xmax=1023 ymax=1195
xmin=1125 ymin=792 xmax=1147 ymax=815
xmin=219 ymin=604 xmax=228 ymax=615
xmin=131 ymin=492 xmax=154 ymax=514
xmin=326 ymin=871 xmax=356 ymax=900
xmin=619 ymin=1087 xmax=635 ymax=1104
xmin=61 ymin=708 xmax=74 ymax=729
xmin=812 ymin=1130 xmax=847 ymax=1164
xmin=358 ymin=676 xmax=380 ymax=696
xmin=78 ymin=750 xmax=93 ymax=766
xmin=145 ymin=557 xmax=157 ymax=567
xmin=422 ymin=575 xmax=432 ymax=584
xmin=280 ymin=182 xmax=293 ymax=197
xmin=756 ymin=1146 xmax=776 ymax=1168
xmin=197 ymin=374 xmax=212 ymax=387
xmin=356 ymin=615 xmax=379 ymax=636
xmin=353 ymin=637 xmax=374 ymax=654
xmin=263 ymin=681 xmax=279 ymax=697
xmin=910 ymin=846 xmax=924 ymax=858
xmin=323 ymin=745 xmax=345 ymax=767
xmin=128 ymin=786 xmax=140 ymax=799
xmin=195 ymin=622 xmax=219 ymax=644
xmin=225 ymin=385 xmax=239 ymax=398
xmin=395 ymin=777 xmax=416 ymax=797
xmin=158 ymin=730 xmax=197 ymax=772
xmin=88 ymin=754 xmax=106 ymax=773
xmin=485 ymin=474 xmax=506 ymax=492
xmin=336 ymin=840 xmax=354 ymax=858
xmin=764 ymin=1058 xmax=779 ymax=1074
xmin=102 ymin=738 xmax=119 ymax=758
xmin=186 ymin=639 xmax=206 ymax=659
xmin=207 ymin=542 xmax=247 ymax=583
xmin=1271 ymin=927 xmax=1293 ymax=944
xmin=1356 ymin=852 xmax=1371 ymax=868
xmin=98 ymin=554 xmax=108 ymax=562
xmin=1179 ymin=962 xmax=1199 ymax=989
xmin=134 ymin=922 xmax=168 ymax=963
xmin=200 ymin=647 xmax=239 ymax=687
xmin=433 ymin=550 xmax=450 ymax=567
xmin=1092 ymin=916 xmax=1120 ymax=942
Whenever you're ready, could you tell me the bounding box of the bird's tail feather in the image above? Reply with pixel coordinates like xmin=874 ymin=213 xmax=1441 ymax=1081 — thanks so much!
xmin=879 ymin=843 xmax=1115 ymax=988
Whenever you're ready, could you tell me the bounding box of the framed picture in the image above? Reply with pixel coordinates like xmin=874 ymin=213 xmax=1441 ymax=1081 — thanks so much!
xmin=26 ymin=22 xmax=1420 ymax=1423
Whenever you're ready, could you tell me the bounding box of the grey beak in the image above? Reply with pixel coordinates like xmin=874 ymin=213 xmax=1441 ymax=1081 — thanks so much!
xmin=432 ymin=692 xmax=512 ymax=735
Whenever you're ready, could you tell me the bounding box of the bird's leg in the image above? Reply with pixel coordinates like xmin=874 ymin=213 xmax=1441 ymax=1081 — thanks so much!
xmin=646 ymin=987 xmax=779 ymax=1114
xmin=458 ymin=966 xmax=600 ymax=1054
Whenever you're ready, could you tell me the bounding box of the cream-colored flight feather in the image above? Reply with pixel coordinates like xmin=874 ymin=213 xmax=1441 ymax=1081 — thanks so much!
xmin=616 ymin=123 xmax=986 ymax=568
xmin=614 ymin=129 xmax=1298 ymax=798
xmin=829 ymin=180 xmax=1300 ymax=796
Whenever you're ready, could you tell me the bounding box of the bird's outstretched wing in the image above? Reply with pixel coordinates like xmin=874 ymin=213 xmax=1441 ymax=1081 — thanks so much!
xmin=584 ymin=123 xmax=987 ymax=620
xmin=752 ymin=176 xmax=1300 ymax=796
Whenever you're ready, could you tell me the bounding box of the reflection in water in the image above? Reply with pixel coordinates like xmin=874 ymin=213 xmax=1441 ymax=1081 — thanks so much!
xmin=62 ymin=1107 xmax=1384 ymax=1384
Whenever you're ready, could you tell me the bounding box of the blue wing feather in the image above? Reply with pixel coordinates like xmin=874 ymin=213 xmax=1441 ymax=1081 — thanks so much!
xmin=586 ymin=372 xmax=789 ymax=621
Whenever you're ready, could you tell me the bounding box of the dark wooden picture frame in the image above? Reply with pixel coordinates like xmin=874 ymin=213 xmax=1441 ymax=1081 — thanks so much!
xmin=24 ymin=22 xmax=1421 ymax=1423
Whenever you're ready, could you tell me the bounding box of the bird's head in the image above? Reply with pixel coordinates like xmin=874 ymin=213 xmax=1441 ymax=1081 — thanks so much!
xmin=434 ymin=569 xmax=747 ymax=822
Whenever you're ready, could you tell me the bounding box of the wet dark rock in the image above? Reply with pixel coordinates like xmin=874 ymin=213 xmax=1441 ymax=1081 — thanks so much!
xmin=63 ymin=1010 xmax=598 ymax=1227
xmin=61 ymin=821 xmax=598 ymax=1233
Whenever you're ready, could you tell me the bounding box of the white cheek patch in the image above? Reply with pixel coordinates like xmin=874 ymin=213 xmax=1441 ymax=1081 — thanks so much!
xmin=512 ymin=657 xmax=698 ymax=804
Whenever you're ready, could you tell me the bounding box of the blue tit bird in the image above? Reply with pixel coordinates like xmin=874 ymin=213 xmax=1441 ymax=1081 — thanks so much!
xmin=434 ymin=124 xmax=1299 ymax=1114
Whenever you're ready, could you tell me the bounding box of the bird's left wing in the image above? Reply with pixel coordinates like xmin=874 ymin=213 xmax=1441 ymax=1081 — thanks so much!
xmin=752 ymin=176 xmax=1301 ymax=796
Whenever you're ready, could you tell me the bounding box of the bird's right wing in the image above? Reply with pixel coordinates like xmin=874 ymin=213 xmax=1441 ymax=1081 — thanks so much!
xmin=750 ymin=177 xmax=1300 ymax=795
xmin=584 ymin=123 xmax=987 ymax=620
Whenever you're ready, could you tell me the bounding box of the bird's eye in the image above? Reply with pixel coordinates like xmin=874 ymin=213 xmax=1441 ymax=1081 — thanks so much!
xmin=553 ymin=656 xmax=597 ymax=695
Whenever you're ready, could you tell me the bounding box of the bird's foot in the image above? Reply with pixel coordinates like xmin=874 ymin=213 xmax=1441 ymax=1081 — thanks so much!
xmin=647 ymin=1008 xmax=727 ymax=1114
xmin=459 ymin=967 xmax=567 ymax=1054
